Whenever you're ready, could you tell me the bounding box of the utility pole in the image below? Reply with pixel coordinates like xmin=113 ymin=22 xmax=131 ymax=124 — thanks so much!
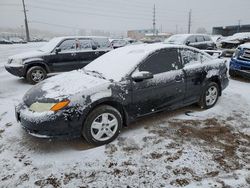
xmin=237 ymin=19 xmax=241 ymax=33
xmin=21 ymin=0 xmax=30 ymax=42
xmin=188 ymin=9 xmax=192 ymax=34
xmin=153 ymin=4 xmax=156 ymax=35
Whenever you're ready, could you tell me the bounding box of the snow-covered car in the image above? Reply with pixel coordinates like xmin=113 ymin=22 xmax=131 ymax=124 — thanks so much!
xmin=15 ymin=43 xmax=229 ymax=145
xmin=164 ymin=34 xmax=217 ymax=50
xmin=229 ymin=43 xmax=250 ymax=79
xmin=0 ymin=38 xmax=13 ymax=44
xmin=220 ymin=32 xmax=250 ymax=57
xmin=5 ymin=36 xmax=111 ymax=84
xmin=109 ymin=39 xmax=128 ymax=49
xmin=9 ymin=37 xmax=26 ymax=44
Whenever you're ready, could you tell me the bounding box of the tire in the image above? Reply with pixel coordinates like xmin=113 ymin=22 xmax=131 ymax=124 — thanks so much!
xmin=199 ymin=82 xmax=219 ymax=109
xmin=82 ymin=105 xmax=122 ymax=146
xmin=229 ymin=69 xmax=236 ymax=78
xmin=26 ymin=66 xmax=47 ymax=84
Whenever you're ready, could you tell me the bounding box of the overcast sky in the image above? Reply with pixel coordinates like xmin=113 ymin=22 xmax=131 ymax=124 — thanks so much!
xmin=1 ymin=0 xmax=250 ymax=35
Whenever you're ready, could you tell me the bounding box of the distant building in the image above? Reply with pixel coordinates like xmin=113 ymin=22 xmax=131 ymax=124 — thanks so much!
xmin=212 ymin=24 xmax=250 ymax=36
xmin=127 ymin=29 xmax=158 ymax=40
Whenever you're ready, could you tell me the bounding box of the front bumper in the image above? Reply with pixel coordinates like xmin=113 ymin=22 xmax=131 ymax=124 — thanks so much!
xmin=15 ymin=102 xmax=84 ymax=138
xmin=230 ymin=58 xmax=250 ymax=79
xmin=5 ymin=65 xmax=26 ymax=77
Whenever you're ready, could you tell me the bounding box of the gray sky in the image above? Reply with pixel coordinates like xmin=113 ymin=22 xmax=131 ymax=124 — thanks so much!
xmin=1 ymin=0 xmax=250 ymax=35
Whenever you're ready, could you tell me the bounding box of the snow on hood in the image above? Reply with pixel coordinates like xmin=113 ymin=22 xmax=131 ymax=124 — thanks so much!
xmin=41 ymin=69 xmax=110 ymax=99
xmin=239 ymin=42 xmax=250 ymax=49
xmin=23 ymin=70 xmax=111 ymax=105
xmin=8 ymin=50 xmax=45 ymax=60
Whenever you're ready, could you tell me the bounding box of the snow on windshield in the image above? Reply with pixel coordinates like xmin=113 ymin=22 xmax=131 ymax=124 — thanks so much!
xmin=84 ymin=43 xmax=170 ymax=82
xmin=39 ymin=37 xmax=62 ymax=52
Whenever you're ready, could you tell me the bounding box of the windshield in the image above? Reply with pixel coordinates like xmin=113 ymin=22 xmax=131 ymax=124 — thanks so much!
xmin=164 ymin=35 xmax=187 ymax=44
xmin=39 ymin=37 xmax=62 ymax=52
xmin=84 ymin=43 xmax=169 ymax=82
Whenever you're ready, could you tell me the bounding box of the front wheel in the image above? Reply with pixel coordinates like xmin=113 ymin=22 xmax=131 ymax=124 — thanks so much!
xmin=199 ymin=82 xmax=219 ymax=109
xmin=82 ymin=105 xmax=122 ymax=146
xmin=26 ymin=66 xmax=47 ymax=84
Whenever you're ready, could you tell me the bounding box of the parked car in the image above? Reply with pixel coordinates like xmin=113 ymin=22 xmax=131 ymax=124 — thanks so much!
xmin=5 ymin=36 xmax=111 ymax=84
xmin=229 ymin=43 xmax=250 ymax=79
xmin=0 ymin=38 xmax=13 ymax=44
xmin=109 ymin=39 xmax=128 ymax=49
xmin=16 ymin=43 xmax=229 ymax=145
xmin=164 ymin=34 xmax=217 ymax=50
xmin=220 ymin=32 xmax=250 ymax=57
xmin=9 ymin=37 xmax=26 ymax=44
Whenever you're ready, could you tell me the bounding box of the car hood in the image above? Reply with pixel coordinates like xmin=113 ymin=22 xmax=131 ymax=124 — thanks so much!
xmin=23 ymin=70 xmax=112 ymax=106
xmin=8 ymin=50 xmax=45 ymax=60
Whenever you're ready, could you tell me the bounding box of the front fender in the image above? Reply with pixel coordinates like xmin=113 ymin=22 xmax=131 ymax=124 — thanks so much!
xmin=24 ymin=58 xmax=50 ymax=73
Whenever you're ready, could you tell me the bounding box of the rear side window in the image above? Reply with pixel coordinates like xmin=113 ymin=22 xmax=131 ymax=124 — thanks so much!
xmin=196 ymin=36 xmax=205 ymax=42
xmin=79 ymin=39 xmax=92 ymax=50
xmin=139 ymin=48 xmax=182 ymax=74
xmin=180 ymin=48 xmax=211 ymax=66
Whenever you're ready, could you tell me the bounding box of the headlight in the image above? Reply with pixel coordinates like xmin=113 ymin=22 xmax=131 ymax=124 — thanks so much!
xmin=29 ymin=100 xmax=70 ymax=112
xmin=11 ymin=59 xmax=23 ymax=64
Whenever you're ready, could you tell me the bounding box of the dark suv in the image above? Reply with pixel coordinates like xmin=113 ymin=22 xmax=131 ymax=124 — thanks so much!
xmin=5 ymin=36 xmax=111 ymax=84
xmin=165 ymin=34 xmax=217 ymax=50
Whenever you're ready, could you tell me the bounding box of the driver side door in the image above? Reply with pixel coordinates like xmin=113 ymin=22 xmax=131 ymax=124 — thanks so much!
xmin=48 ymin=38 xmax=80 ymax=72
xmin=131 ymin=48 xmax=185 ymax=117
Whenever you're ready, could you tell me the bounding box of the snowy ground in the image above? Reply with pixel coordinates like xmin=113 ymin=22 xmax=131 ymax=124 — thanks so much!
xmin=0 ymin=43 xmax=250 ymax=188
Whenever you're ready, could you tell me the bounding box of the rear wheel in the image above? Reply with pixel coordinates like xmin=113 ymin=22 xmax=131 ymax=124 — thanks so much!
xmin=199 ymin=82 xmax=219 ymax=109
xmin=26 ymin=66 xmax=47 ymax=84
xmin=82 ymin=105 xmax=122 ymax=146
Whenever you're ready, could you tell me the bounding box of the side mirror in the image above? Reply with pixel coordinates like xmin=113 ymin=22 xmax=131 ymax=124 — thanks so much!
xmin=55 ymin=47 xmax=61 ymax=54
xmin=131 ymin=71 xmax=153 ymax=82
xmin=186 ymin=40 xmax=190 ymax=45
xmin=92 ymin=45 xmax=97 ymax=50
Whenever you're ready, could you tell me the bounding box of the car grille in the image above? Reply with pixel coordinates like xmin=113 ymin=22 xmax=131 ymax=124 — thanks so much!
xmin=241 ymin=48 xmax=250 ymax=60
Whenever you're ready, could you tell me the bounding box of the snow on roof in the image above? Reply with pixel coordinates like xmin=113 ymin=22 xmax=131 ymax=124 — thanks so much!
xmin=84 ymin=43 xmax=184 ymax=82
xmin=222 ymin=32 xmax=250 ymax=42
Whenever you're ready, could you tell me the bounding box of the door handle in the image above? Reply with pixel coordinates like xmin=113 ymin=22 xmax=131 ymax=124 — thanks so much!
xmin=71 ymin=53 xmax=77 ymax=56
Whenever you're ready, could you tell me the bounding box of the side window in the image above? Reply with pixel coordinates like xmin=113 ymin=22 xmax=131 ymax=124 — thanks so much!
xmin=204 ymin=35 xmax=212 ymax=41
xmin=58 ymin=39 xmax=76 ymax=52
xmin=196 ymin=36 xmax=205 ymax=42
xmin=180 ymin=48 xmax=211 ymax=66
xmin=187 ymin=36 xmax=196 ymax=43
xmin=79 ymin=39 xmax=92 ymax=50
xmin=139 ymin=49 xmax=181 ymax=75
xmin=180 ymin=49 xmax=200 ymax=66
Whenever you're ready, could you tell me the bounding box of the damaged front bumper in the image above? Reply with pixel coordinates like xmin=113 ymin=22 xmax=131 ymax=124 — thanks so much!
xmin=15 ymin=102 xmax=83 ymax=138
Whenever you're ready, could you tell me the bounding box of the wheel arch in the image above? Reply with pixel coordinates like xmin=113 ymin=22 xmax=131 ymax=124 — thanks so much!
xmin=82 ymin=98 xmax=129 ymax=128
xmin=206 ymin=76 xmax=222 ymax=96
xmin=25 ymin=60 xmax=50 ymax=75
